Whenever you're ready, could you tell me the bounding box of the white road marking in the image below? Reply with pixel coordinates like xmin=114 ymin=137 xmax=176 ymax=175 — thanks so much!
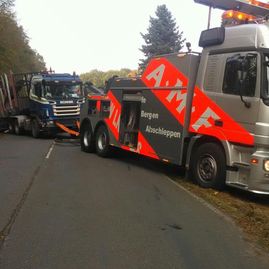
xmin=45 ymin=142 xmax=55 ymax=159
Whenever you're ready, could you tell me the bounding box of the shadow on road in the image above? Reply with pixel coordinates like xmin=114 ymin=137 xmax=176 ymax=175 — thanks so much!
xmin=105 ymin=148 xmax=269 ymax=206
xmin=112 ymin=147 xmax=185 ymax=176
xmin=2 ymin=130 xmax=268 ymax=205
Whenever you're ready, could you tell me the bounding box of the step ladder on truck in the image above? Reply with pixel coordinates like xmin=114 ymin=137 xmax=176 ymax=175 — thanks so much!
xmin=0 ymin=71 xmax=84 ymax=137
xmin=80 ymin=0 xmax=269 ymax=194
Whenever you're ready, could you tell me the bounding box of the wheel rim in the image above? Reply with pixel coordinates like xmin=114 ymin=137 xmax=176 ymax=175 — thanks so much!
xmin=8 ymin=122 xmax=13 ymax=132
xmin=98 ymin=132 xmax=107 ymax=151
xmin=14 ymin=122 xmax=19 ymax=134
xmin=197 ymin=154 xmax=217 ymax=183
xmin=83 ymin=130 xmax=90 ymax=147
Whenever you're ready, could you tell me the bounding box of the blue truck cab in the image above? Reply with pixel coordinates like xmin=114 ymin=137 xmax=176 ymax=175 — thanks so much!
xmin=1 ymin=71 xmax=84 ymax=137
xmin=29 ymin=72 xmax=84 ymax=136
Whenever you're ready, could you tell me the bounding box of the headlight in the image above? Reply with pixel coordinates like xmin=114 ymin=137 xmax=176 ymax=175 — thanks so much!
xmin=263 ymin=160 xmax=269 ymax=171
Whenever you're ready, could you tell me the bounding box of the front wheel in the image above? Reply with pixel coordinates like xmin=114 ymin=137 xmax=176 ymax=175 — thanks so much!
xmin=14 ymin=120 xmax=22 ymax=135
xmin=95 ymin=125 xmax=111 ymax=157
xmin=80 ymin=123 xmax=95 ymax=153
xmin=8 ymin=120 xmax=14 ymax=134
xmin=31 ymin=119 xmax=40 ymax=138
xmin=190 ymin=142 xmax=226 ymax=190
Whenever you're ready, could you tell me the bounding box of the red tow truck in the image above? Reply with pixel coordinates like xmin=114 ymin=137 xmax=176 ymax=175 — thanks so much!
xmin=79 ymin=0 xmax=269 ymax=194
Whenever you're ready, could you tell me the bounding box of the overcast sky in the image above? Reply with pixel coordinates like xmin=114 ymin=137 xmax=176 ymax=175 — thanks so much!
xmin=15 ymin=0 xmax=222 ymax=74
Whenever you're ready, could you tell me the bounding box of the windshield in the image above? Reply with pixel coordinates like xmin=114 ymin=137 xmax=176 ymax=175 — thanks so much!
xmin=43 ymin=83 xmax=83 ymax=99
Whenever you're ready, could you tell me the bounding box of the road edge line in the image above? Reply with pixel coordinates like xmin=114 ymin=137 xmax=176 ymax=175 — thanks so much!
xmin=164 ymin=175 xmax=235 ymax=224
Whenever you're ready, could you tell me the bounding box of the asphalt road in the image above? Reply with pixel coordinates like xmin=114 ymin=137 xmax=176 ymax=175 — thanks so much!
xmin=0 ymin=133 xmax=269 ymax=269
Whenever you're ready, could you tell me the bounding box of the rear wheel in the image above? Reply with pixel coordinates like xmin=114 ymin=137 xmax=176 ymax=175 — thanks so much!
xmin=95 ymin=125 xmax=111 ymax=157
xmin=31 ymin=119 xmax=40 ymax=138
xmin=190 ymin=142 xmax=226 ymax=190
xmin=80 ymin=123 xmax=95 ymax=153
xmin=14 ymin=120 xmax=22 ymax=135
xmin=8 ymin=120 xmax=14 ymax=134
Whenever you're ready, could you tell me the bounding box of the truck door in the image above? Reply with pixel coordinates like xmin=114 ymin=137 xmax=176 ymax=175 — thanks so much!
xmin=204 ymin=51 xmax=259 ymax=142
xmin=29 ymin=81 xmax=43 ymax=116
xmin=219 ymin=52 xmax=259 ymax=138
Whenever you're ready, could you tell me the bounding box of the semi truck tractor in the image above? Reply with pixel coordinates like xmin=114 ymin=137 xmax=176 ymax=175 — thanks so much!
xmin=80 ymin=0 xmax=269 ymax=194
xmin=0 ymin=71 xmax=84 ymax=137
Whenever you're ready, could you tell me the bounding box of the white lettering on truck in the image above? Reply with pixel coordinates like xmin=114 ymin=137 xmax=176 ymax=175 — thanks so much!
xmin=141 ymin=110 xmax=159 ymax=120
xmin=166 ymin=90 xmax=187 ymax=114
xmin=146 ymin=64 xmax=165 ymax=87
xmin=192 ymin=107 xmax=220 ymax=131
xmin=145 ymin=64 xmax=221 ymax=133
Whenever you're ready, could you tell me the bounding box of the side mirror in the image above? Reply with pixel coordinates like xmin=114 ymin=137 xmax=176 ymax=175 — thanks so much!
xmin=236 ymin=58 xmax=251 ymax=108
xmin=237 ymin=69 xmax=247 ymax=83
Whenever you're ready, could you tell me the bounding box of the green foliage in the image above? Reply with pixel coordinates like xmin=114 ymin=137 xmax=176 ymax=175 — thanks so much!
xmin=0 ymin=0 xmax=14 ymax=12
xmin=80 ymin=68 xmax=137 ymax=88
xmin=0 ymin=1 xmax=46 ymax=73
xmin=139 ymin=4 xmax=186 ymax=71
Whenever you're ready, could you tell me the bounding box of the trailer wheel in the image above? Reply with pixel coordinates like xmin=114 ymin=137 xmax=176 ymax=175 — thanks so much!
xmin=80 ymin=123 xmax=95 ymax=153
xmin=95 ymin=125 xmax=111 ymax=157
xmin=31 ymin=119 xmax=40 ymax=138
xmin=191 ymin=142 xmax=226 ymax=190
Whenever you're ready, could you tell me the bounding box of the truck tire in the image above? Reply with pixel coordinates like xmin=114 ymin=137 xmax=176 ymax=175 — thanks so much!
xmin=95 ymin=125 xmax=111 ymax=157
xmin=31 ymin=119 xmax=40 ymax=138
xmin=190 ymin=142 xmax=226 ymax=190
xmin=14 ymin=120 xmax=22 ymax=135
xmin=80 ymin=123 xmax=95 ymax=153
xmin=8 ymin=120 xmax=14 ymax=134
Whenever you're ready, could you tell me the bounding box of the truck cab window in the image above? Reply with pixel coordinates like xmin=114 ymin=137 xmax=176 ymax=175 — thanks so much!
xmin=43 ymin=84 xmax=83 ymax=99
xmin=263 ymin=55 xmax=269 ymax=99
xmin=34 ymin=83 xmax=42 ymax=97
xmin=223 ymin=53 xmax=257 ymax=97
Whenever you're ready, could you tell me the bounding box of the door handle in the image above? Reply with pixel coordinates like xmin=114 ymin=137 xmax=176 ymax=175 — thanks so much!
xmin=214 ymin=120 xmax=223 ymax=127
